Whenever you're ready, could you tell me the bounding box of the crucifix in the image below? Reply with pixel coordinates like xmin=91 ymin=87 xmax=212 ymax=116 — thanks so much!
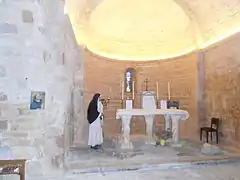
xmin=144 ymin=78 xmax=149 ymax=91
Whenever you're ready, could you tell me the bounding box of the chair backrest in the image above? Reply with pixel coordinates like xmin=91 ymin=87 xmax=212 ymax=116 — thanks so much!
xmin=211 ymin=117 xmax=220 ymax=130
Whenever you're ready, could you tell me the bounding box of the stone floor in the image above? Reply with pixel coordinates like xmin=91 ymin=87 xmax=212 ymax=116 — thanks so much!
xmin=2 ymin=138 xmax=240 ymax=180
xmin=3 ymin=158 xmax=240 ymax=180
xmin=64 ymin=138 xmax=237 ymax=172
xmin=63 ymin=162 xmax=240 ymax=180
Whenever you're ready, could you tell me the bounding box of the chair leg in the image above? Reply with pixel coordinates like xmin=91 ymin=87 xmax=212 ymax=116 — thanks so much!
xmin=216 ymin=131 xmax=219 ymax=144
xmin=206 ymin=131 xmax=209 ymax=143
xmin=211 ymin=132 xmax=213 ymax=141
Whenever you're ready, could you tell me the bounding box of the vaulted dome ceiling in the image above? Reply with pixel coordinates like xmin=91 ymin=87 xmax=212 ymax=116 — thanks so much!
xmin=65 ymin=0 xmax=240 ymax=61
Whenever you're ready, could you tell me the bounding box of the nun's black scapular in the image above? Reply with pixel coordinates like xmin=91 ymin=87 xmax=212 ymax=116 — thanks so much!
xmin=87 ymin=93 xmax=101 ymax=124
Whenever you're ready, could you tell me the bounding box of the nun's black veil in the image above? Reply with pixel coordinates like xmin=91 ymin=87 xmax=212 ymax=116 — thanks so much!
xmin=87 ymin=93 xmax=100 ymax=124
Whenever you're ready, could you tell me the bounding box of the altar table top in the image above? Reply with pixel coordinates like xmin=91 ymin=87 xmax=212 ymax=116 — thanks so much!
xmin=116 ymin=109 xmax=189 ymax=120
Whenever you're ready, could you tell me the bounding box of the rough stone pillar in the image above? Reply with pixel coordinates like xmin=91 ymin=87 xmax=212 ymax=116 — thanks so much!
xmin=72 ymin=68 xmax=88 ymax=147
xmin=0 ymin=0 xmax=83 ymax=176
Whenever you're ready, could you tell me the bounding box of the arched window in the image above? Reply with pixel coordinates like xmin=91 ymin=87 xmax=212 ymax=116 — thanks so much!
xmin=125 ymin=68 xmax=136 ymax=93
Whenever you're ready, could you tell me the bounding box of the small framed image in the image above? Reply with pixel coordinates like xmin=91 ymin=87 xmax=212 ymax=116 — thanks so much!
xmin=30 ymin=91 xmax=45 ymax=110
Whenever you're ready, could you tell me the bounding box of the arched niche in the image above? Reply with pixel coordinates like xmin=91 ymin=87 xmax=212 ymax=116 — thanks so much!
xmin=124 ymin=68 xmax=136 ymax=93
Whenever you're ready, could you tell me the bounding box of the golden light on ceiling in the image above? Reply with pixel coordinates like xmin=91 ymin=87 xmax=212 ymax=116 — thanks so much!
xmin=66 ymin=0 xmax=240 ymax=61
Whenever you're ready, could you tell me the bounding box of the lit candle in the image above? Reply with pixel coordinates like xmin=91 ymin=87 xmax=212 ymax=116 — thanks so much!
xmin=168 ymin=81 xmax=171 ymax=100
xmin=132 ymin=81 xmax=135 ymax=100
xmin=156 ymin=81 xmax=159 ymax=100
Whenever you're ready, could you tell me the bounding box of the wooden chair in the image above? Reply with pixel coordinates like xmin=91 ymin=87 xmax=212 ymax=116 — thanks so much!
xmin=200 ymin=117 xmax=220 ymax=144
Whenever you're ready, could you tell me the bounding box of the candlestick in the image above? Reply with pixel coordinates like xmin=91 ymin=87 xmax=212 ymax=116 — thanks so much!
xmin=132 ymin=81 xmax=135 ymax=100
xmin=168 ymin=81 xmax=171 ymax=100
xmin=121 ymin=99 xmax=124 ymax=108
xmin=156 ymin=81 xmax=159 ymax=100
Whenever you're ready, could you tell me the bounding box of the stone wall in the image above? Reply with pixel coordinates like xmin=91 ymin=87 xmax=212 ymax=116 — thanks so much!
xmin=204 ymin=33 xmax=240 ymax=148
xmin=0 ymin=0 xmax=83 ymax=176
xmin=83 ymin=33 xmax=240 ymax=148
xmin=83 ymin=50 xmax=199 ymax=140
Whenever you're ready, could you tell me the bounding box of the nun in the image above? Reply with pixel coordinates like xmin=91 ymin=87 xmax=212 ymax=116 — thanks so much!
xmin=87 ymin=93 xmax=104 ymax=149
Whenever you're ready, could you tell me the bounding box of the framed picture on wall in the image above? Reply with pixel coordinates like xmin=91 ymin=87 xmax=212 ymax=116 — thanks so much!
xmin=30 ymin=91 xmax=45 ymax=110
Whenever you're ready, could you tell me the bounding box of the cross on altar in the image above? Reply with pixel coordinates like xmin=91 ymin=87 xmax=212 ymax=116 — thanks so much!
xmin=144 ymin=78 xmax=149 ymax=91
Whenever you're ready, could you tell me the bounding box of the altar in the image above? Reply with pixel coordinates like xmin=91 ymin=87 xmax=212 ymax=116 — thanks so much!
xmin=117 ymin=78 xmax=189 ymax=149
xmin=116 ymin=108 xmax=189 ymax=149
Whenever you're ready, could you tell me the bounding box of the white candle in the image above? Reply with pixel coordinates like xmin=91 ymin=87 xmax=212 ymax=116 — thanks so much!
xmin=120 ymin=81 xmax=122 ymax=100
xmin=121 ymin=81 xmax=124 ymax=100
xmin=109 ymin=87 xmax=112 ymax=97
xmin=132 ymin=81 xmax=135 ymax=100
xmin=168 ymin=81 xmax=171 ymax=100
xmin=156 ymin=81 xmax=159 ymax=100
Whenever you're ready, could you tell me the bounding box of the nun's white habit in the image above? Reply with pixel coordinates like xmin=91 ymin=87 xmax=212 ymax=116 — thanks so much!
xmin=87 ymin=93 xmax=103 ymax=148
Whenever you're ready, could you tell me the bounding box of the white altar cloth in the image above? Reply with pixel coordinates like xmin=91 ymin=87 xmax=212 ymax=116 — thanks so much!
xmin=116 ymin=109 xmax=188 ymax=118
xmin=116 ymin=109 xmax=189 ymax=149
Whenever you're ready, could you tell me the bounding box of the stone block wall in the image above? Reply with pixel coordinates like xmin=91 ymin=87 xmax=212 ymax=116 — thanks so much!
xmin=84 ymin=50 xmax=199 ymax=140
xmin=0 ymin=0 xmax=83 ymax=176
xmin=204 ymin=33 xmax=240 ymax=148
